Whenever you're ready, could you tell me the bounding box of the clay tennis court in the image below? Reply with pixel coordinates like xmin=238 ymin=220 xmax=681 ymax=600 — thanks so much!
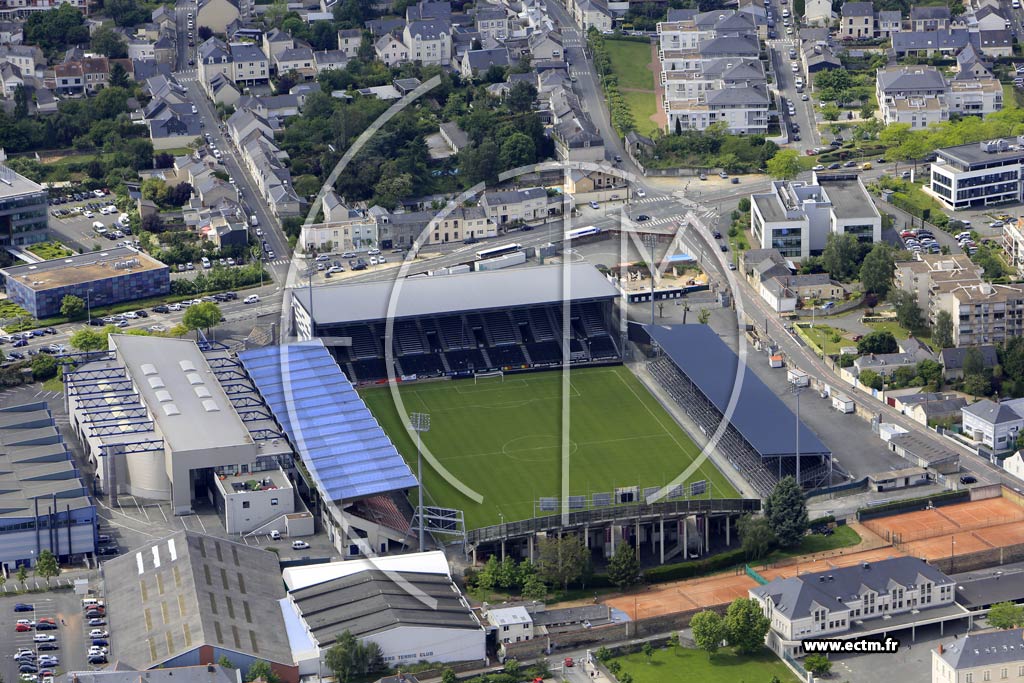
xmin=864 ymin=497 xmax=1024 ymax=545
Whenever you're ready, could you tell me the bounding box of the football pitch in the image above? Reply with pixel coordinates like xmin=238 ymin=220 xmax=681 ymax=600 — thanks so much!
xmin=361 ymin=365 xmax=739 ymax=530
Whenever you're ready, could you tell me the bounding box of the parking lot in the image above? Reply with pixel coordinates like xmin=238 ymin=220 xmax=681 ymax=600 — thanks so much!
xmin=0 ymin=591 xmax=100 ymax=683
xmin=45 ymin=190 xmax=133 ymax=253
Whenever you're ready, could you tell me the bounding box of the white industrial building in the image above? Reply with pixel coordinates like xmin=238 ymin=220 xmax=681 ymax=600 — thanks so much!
xmin=283 ymin=551 xmax=486 ymax=671
xmin=66 ymin=335 xmax=298 ymax=533
xmin=750 ymin=173 xmax=881 ymax=260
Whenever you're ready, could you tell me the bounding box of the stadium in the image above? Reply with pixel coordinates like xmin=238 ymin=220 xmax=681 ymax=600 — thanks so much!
xmin=287 ymin=264 xmax=825 ymax=562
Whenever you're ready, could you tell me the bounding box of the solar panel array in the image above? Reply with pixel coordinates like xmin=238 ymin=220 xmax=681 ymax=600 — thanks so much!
xmin=238 ymin=341 xmax=418 ymax=502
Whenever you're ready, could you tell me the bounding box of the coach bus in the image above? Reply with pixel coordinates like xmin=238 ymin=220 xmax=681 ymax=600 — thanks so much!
xmin=475 ymin=243 xmax=521 ymax=260
xmin=564 ymin=226 xmax=601 ymax=241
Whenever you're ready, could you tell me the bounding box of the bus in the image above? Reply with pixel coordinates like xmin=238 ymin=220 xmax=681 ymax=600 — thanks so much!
xmin=475 ymin=243 xmax=521 ymax=260
xmin=564 ymin=226 xmax=601 ymax=241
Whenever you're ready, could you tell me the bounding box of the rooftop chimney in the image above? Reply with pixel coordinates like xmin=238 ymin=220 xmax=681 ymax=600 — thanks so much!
xmin=208 ymin=665 xmax=216 ymax=673
xmin=939 ymin=644 xmax=944 ymax=654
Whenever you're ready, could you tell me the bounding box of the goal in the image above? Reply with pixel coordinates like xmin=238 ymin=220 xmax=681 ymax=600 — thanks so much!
xmin=474 ymin=370 xmax=504 ymax=384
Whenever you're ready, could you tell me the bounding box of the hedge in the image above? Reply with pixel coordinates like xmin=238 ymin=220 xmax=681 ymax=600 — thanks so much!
xmin=856 ymin=489 xmax=970 ymax=522
xmin=643 ymin=547 xmax=748 ymax=583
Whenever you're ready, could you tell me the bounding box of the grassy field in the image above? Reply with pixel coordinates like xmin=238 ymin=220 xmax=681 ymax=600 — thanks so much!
xmin=362 ymin=366 xmax=738 ymax=529
xmin=605 ymin=39 xmax=659 ymax=136
xmin=865 ymin=320 xmax=936 ymax=350
xmin=27 ymin=241 xmax=75 ymax=260
xmin=794 ymin=323 xmax=854 ymax=356
xmin=613 ymin=646 xmax=798 ymax=683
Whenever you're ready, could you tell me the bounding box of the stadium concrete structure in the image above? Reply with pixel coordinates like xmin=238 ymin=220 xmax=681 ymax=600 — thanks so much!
xmin=644 ymin=324 xmax=833 ymax=496
xmin=288 ymin=263 xmax=624 ymax=382
xmin=66 ymin=335 xmax=299 ymax=533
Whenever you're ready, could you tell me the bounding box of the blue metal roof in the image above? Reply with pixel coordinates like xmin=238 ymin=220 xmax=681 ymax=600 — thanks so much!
xmin=645 ymin=324 xmax=831 ymax=459
xmin=238 ymin=341 xmax=417 ymax=501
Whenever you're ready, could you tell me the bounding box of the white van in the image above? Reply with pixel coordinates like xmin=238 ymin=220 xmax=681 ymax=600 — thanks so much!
xmin=250 ymin=215 xmax=259 ymax=227
xmin=201 ymin=257 xmax=211 ymax=269
xmin=92 ymin=221 xmax=106 ymax=232
xmin=117 ymin=213 xmax=130 ymax=227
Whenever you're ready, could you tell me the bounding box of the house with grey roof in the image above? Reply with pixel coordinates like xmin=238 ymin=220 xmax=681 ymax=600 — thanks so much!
xmin=548 ymin=86 xmax=604 ymax=163
xmin=841 ymin=1 xmax=875 ymax=38
xmin=940 ymin=345 xmax=998 ymax=379
xmin=481 ymin=187 xmax=549 ymax=225
xmin=933 ymin=628 xmax=1024 ymax=683
xmin=439 ymin=121 xmax=469 ymax=153
xmin=962 ymin=398 xmax=1024 ymax=451
xmin=910 ymin=4 xmax=950 ymax=31
xmin=750 ymin=557 xmax=956 ymax=658
xmin=403 ymin=18 xmax=452 ymax=66
xmin=892 ymin=29 xmax=970 ymax=57
xmin=876 ymin=62 xmax=1000 ymax=128
xmin=460 ymin=47 xmax=510 ymax=78
xmin=877 ymin=10 xmax=902 ymax=36
xmin=336 ymin=28 xmax=362 ymax=58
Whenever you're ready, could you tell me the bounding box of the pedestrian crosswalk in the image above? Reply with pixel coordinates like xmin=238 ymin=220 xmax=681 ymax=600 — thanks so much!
xmin=177 ymin=69 xmax=198 ymax=82
xmin=701 ymin=209 xmax=718 ymax=219
xmin=632 ymin=195 xmax=669 ymax=205
xmin=266 ymin=259 xmax=292 ymax=267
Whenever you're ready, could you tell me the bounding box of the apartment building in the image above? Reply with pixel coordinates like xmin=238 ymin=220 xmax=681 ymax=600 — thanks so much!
xmin=656 ymin=10 xmax=768 ymax=134
xmin=1003 ymin=219 xmax=1024 ymax=277
xmin=877 ymin=63 xmax=1000 ymax=129
xmin=929 ymin=138 xmax=1024 ymax=210
xmin=403 ymin=19 xmax=452 ymax=66
xmin=751 ymin=557 xmax=955 ymax=658
xmin=894 ymin=253 xmax=982 ymax=313
xmin=750 ymin=174 xmax=880 ymax=260
xmin=0 ymin=0 xmax=86 ymax=17
xmin=481 ymin=187 xmax=549 ymax=225
xmin=934 ymin=280 xmax=1024 ymax=346
xmin=229 ymin=42 xmax=268 ymax=86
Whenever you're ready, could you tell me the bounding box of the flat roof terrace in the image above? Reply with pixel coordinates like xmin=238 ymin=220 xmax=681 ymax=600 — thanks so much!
xmin=0 ymin=248 xmax=167 ymax=291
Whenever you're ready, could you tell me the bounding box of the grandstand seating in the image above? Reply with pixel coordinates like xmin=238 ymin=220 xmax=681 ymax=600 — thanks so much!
xmin=328 ymin=300 xmax=621 ymax=384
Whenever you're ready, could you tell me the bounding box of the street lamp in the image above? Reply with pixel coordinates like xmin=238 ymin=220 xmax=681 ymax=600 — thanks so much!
xmin=410 ymin=412 xmax=430 ymax=550
xmin=792 ymin=383 xmax=803 ymax=489
xmin=950 ymin=537 xmax=956 ymax=573
xmin=643 ymin=233 xmax=658 ymax=325
xmin=85 ymin=289 xmax=93 ymax=325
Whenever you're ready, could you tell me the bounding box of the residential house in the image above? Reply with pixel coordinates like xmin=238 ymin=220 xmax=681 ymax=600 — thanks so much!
xmin=974 ymin=5 xmax=1009 ymax=31
xmin=300 ymin=191 xmax=377 ymax=252
xmin=337 ymin=28 xmax=362 ymax=59
xmin=460 ymin=47 xmax=510 ymax=78
xmin=313 ymin=49 xmax=347 ymax=72
xmin=0 ymin=45 xmax=42 ymax=78
xmin=198 ymin=37 xmax=233 ymax=95
xmin=196 ymin=0 xmax=240 ymax=34
xmin=841 ymin=1 xmax=875 ymax=38
xmin=474 ymin=5 xmax=508 ymax=41
xmin=548 ymin=85 xmax=604 ymax=163
xmin=564 ymin=166 xmax=629 ymax=204
xmin=375 ymin=33 xmax=409 ymax=66
xmin=52 ymin=61 xmax=85 ymax=96
xmin=750 ymin=174 xmax=881 ymax=260
xmin=426 ymin=205 xmax=496 ymax=244
xmin=962 ymin=398 xmax=1024 ymax=451
xmin=1004 ymin=453 xmax=1024 ymax=482
xmin=894 ymin=392 xmax=968 ymax=427
xmin=0 ymin=63 xmax=21 ymax=97
xmin=892 ymin=29 xmax=970 ymax=57
xmin=226 ymin=107 xmax=274 ymax=144
xmin=481 ymin=187 xmax=549 ymax=225
xmin=229 ymin=42 xmax=268 ymax=86
xmin=275 ymin=46 xmax=315 ymax=80
xmin=751 ymin=557 xmax=956 ymax=658
xmin=939 ymin=345 xmax=998 ymax=380
xmin=154 ymin=35 xmax=176 ymax=66
xmin=207 ymin=72 xmax=241 ymax=106
xmin=877 ymin=10 xmax=903 ymax=36
xmin=263 ymin=28 xmax=294 ymax=61
xmin=0 ymin=0 xmax=87 ymax=17
xmin=572 ymin=0 xmax=612 ymax=31
xmin=876 ymin=64 xmax=1000 ymax=129
xmin=403 ymin=19 xmax=452 ymax=66
xmin=910 ymin=5 xmax=950 ymax=31
xmin=528 ymin=31 xmax=562 ymax=62
xmin=192 ymin=171 xmax=238 ymax=207
xmin=977 ymin=29 xmax=1013 ymax=58
xmin=0 ymin=22 xmax=23 ymax=44
xmin=152 ymin=5 xmax=175 ymax=30
xmin=128 ymin=39 xmax=156 ymax=62
xmin=486 ymin=607 xmax=533 ymax=647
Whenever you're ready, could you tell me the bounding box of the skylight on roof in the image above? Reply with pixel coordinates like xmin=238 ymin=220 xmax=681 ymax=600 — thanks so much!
xmin=179 ymin=360 xmax=197 ymax=372
xmin=155 ymin=390 xmax=172 ymax=403
xmin=148 ymin=377 xmax=165 ymax=389
xmin=202 ymin=399 xmax=220 ymax=412
xmin=194 ymin=386 xmax=212 ymax=398
xmin=163 ymin=404 xmax=181 ymax=416
xmin=141 ymin=364 xmax=158 ymax=376
xmin=187 ymin=372 xmax=204 ymax=385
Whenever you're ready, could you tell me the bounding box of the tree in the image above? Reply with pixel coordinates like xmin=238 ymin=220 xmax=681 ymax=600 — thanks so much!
xmin=507 ymin=80 xmax=537 ymax=113
xmin=891 ymin=290 xmax=926 ymax=334
xmin=766 ymin=148 xmax=801 ymax=180
xmin=198 ymin=25 xmax=213 ymax=41
xmin=325 ymin=631 xmax=382 ymax=683
xmin=167 ymin=182 xmax=193 ymax=207
xmin=60 ymin=294 xmax=86 ymax=320
xmin=521 ymin=573 xmax=547 ymax=600
xmin=697 ymin=308 xmax=711 ymax=324
xmin=859 ymin=369 xmax=884 ymax=391
xmin=91 ymin=25 xmax=128 ymax=58
xmin=988 ymin=602 xmax=1024 ymax=629
xmin=641 ymin=641 xmax=654 ymax=662
xmin=857 ymin=330 xmax=898 ymax=355
xmin=499 ymin=132 xmax=536 ymax=170
xmin=70 ymin=327 xmax=107 ymax=352
xmin=804 ymin=653 xmax=832 ymax=676
xmin=860 ymin=243 xmax=895 ymax=296
xmin=141 ymin=178 xmax=169 ymax=205
xmin=16 ymin=565 xmax=28 ymax=588
xmin=963 ymin=373 xmax=991 ymax=397
xmin=245 ymin=660 xmax=280 ymax=683
xmin=536 ymin=534 xmax=588 ymax=590
xmin=217 ymin=656 xmax=235 ymax=669
xmin=476 ymin=555 xmax=498 ymax=590
xmin=109 ymin=61 xmax=130 ymax=89
xmin=31 ymin=354 xmax=58 ymax=381
xmin=737 ymin=514 xmax=775 ymax=560
xmin=182 ymin=301 xmax=222 ymax=336
xmin=666 ymin=632 xmax=680 ymax=649
xmin=618 ymin=674 xmax=633 ymax=683
xmin=606 ymin=541 xmax=640 ymax=589
xmin=821 ymin=103 xmax=841 ymax=121
xmin=821 ymin=233 xmax=862 ymax=281
xmin=725 ymin=597 xmax=771 ymax=655
xmin=764 ymin=476 xmax=809 ymax=548
xmin=963 ymin=346 xmax=986 ymax=377
xmin=13 ymin=84 xmax=27 ymax=119
xmin=106 ymin=0 xmax=150 ymax=26
xmin=141 ymin=213 xmax=163 ymax=233
xmin=934 ymin=310 xmax=954 ymax=349
xmin=691 ymin=610 xmax=726 ymax=657
xmin=32 ymin=554 xmax=55 ymax=584
xmin=440 ymin=670 xmax=457 ymax=683
xmin=503 ymin=660 xmax=519 ymax=677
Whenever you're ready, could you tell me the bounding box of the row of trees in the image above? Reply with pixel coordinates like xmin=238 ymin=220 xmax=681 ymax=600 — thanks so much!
xmin=588 ymin=30 xmax=636 ymax=136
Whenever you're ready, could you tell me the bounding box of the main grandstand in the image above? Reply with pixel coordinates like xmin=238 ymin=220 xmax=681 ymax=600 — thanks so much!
xmin=289 ymin=264 xmax=622 ymax=383
xmin=644 ymin=324 xmax=832 ymax=497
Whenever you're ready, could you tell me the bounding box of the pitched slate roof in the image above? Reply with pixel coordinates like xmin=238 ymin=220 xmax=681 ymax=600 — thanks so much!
xmin=962 ymin=399 xmax=1024 ymax=424
xmin=939 ymin=629 xmax=1024 ymax=670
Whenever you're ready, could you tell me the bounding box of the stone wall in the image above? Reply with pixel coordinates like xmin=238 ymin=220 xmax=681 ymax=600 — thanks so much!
xmin=929 ymin=541 xmax=1024 ymax=574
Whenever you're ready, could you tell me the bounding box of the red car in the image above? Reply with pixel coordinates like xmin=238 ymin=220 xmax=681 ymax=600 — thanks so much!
xmin=37 ymin=617 xmax=55 ymax=625
xmin=564 ymin=657 xmax=574 ymax=668
xmin=15 ymin=623 xmax=31 ymax=632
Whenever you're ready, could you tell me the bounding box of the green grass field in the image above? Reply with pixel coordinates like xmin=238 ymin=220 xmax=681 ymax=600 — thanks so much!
xmin=605 ymin=40 xmax=660 ymax=136
xmin=362 ymin=366 xmax=738 ymax=530
xmin=613 ymin=646 xmax=798 ymax=683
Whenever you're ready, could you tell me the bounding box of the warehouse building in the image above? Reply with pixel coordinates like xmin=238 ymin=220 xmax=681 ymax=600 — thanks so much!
xmin=283 ymin=551 xmax=485 ymax=671
xmin=0 ymin=401 xmax=97 ymax=570
xmin=0 ymin=247 xmax=170 ymax=318
xmin=66 ymin=335 xmax=298 ymax=532
xmin=103 ymin=530 xmax=299 ymax=682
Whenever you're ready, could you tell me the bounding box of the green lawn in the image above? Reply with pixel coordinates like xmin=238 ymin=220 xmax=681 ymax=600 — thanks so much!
xmin=613 ymin=646 xmax=798 ymax=683
xmin=784 ymin=525 xmax=860 ymax=556
xmin=865 ymin=320 xmax=937 ymax=350
xmin=605 ymin=40 xmax=655 ymax=90
xmin=27 ymin=241 xmax=74 ymax=260
xmin=794 ymin=324 xmax=854 ymax=356
xmin=621 ymin=89 xmax=659 ymax=136
xmin=361 ymin=366 xmax=738 ymax=530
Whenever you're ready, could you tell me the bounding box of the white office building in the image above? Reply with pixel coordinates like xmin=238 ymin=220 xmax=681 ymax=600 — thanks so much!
xmin=929 ymin=138 xmax=1024 ymax=210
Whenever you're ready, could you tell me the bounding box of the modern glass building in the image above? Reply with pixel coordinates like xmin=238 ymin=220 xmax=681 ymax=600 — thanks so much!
xmin=0 ymin=164 xmax=48 ymax=247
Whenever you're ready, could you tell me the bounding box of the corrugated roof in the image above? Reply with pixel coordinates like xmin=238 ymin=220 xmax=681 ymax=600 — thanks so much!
xmin=238 ymin=341 xmax=417 ymax=502
xmin=645 ymin=324 xmax=830 ymax=458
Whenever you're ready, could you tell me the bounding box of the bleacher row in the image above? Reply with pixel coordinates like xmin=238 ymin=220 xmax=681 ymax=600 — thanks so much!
xmin=329 ymin=302 xmax=621 ymax=383
xmin=648 ymin=356 xmax=783 ymax=498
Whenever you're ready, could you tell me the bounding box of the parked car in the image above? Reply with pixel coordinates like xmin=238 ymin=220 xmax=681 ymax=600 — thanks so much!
xmin=291 ymin=540 xmax=310 ymax=550
xmin=13 ymin=603 xmax=33 ymax=612
xmin=33 ymin=634 xmax=56 ymax=642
